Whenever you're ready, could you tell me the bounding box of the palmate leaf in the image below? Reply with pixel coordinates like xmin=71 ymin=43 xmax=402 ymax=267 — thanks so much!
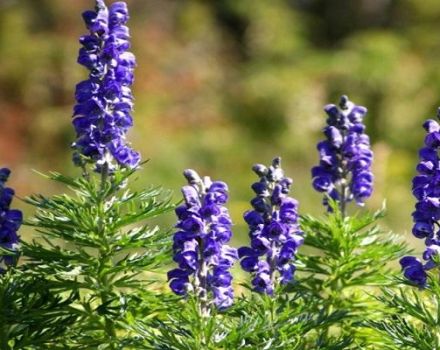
xmin=139 ymin=285 xmax=351 ymax=350
xmin=0 ymin=269 xmax=77 ymax=350
xmin=131 ymin=294 xmax=243 ymax=350
xmin=369 ymin=279 xmax=440 ymax=350
xmin=298 ymin=201 xmax=410 ymax=345
xmin=370 ymin=317 xmax=439 ymax=350
xmin=225 ymin=290 xmax=351 ymax=350
xmin=24 ymin=170 xmax=173 ymax=265
xmin=21 ymin=168 xmax=174 ymax=347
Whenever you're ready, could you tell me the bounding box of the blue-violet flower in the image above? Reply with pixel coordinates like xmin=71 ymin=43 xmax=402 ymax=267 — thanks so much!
xmin=312 ymin=95 xmax=373 ymax=213
xmin=72 ymin=0 xmax=140 ymax=171
xmin=238 ymin=157 xmax=303 ymax=295
xmin=0 ymin=168 xmax=22 ymax=271
xmin=401 ymin=112 xmax=440 ymax=286
xmin=168 ymin=170 xmax=238 ymax=313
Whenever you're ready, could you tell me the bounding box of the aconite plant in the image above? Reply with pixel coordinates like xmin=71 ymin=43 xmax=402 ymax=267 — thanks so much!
xmin=0 ymin=1 xmax=436 ymax=350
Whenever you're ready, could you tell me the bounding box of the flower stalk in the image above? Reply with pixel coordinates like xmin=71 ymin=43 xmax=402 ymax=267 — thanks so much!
xmin=401 ymin=110 xmax=440 ymax=286
xmin=238 ymin=157 xmax=303 ymax=295
xmin=168 ymin=170 xmax=238 ymax=313
xmin=72 ymin=0 xmax=140 ymax=171
xmin=312 ymin=95 xmax=373 ymax=214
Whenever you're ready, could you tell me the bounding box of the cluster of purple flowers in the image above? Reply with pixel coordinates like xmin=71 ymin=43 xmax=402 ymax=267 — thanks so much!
xmin=0 ymin=168 xmax=22 ymax=271
xmin=312 ymin=96 xmax=373 ymax=211
xmin=63 ymin=0 xmax=428 ymax=306
xmin=401 ymin=113 xmax=440 ymax=287
xmin=238 ymin=158 xmax=303 ymax=295
xmin=72 ymin=0 xmax=140 ymax=171
xmin=168 ymin=170 xmax=238 ymax=311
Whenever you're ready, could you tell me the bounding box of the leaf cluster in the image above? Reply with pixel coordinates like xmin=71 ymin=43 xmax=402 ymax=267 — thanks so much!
xmin=370 ymin=279 xmax=440 ymax=350
xmin=18 ymin=169 xmax=174 ymax=348
xmin=135 ymin=285 xmax=352 ymax=350
xmin=1 ymin=170 xmax=420 ymax=349
xmin=0 ymin=269 xmax=77 ymax=350
xmin=298 ymin=201 xmax=409 ymax=344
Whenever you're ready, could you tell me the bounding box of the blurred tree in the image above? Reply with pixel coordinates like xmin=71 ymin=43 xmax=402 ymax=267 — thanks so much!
xmin=2 ymin=0 xmax=440 ymax=248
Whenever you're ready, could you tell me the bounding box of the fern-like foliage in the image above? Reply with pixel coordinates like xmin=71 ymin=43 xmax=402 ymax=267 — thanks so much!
xmin=298 ymin=201 xmax=409 ymax=347
xmin=370 ymin=280 xmax=440 ymax=350
xmin=0 ymin=268 xmax=77 ymax=350
xmin=132 ymin=286 xmax=350 ymax=350
xmin=21 ymin=168 xmax=173 ymax=348
xmin=226 ymin=290 xmax=351 ymax=350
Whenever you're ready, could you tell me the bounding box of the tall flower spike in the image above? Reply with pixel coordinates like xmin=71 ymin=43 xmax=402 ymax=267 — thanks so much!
xmin=168 ymin=170 xmax=238 ymax=313
xmin=238 ymin=157 xmax=303 ymax=295
xmin=312 ymin=95 xmax=373 ymax=214
xmin=400 ymin=111 xmax=440 ymax=287
xmin=72 ymin=0 xmax=140 ymax=171
xmin=0 ymin=168 xmax=22 ymax=272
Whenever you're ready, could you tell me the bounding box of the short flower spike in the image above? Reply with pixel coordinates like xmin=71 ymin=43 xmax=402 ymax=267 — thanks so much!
xmin=169 ymin=170 xmax=238 ymax=312
xmin=401 ymin=110 xmax=440 ymax=286
xmin=312 ymin=95 xmax=373 ymax=214
xmin=239 ymin=157 xmax=303 ymax=295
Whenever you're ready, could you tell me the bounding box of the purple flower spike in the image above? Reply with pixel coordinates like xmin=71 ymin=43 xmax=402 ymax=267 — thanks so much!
xmin=312 ymin=96 xmax=373 ymax=213
xmin=72 ymin=1 xmax=140 ymax=171
xmin=168 ymin=170 xmax=238 ymax=312
xmin=238 ymin=157 xmax=303 ymax=295
xmin=401 ymin=109 xmax=440 ymax=286
xmin=0 ymin=168 xmax=22 ymax=271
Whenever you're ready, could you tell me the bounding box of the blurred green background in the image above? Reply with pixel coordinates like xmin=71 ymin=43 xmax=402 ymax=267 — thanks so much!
xmin=1 ymin=0 xmax=439 ymax=252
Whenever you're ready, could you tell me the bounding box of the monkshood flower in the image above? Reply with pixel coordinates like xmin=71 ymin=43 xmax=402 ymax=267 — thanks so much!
xmin=72 ymin=0 xmax=140 ymax=171
xmin=168 ymin=170 xmax=238 ymax=313
xmin=0 ymin=168 xmax=22 ymax=272
xmin=401 ymin=112 xmax=440 ymax=287
xmin=312 ymin=95 xmax=373 ymax=213
xmin=400 ymin=257 xmax=427 ymax=287
xmin=238 ymin=157 xmax=303 ymax=295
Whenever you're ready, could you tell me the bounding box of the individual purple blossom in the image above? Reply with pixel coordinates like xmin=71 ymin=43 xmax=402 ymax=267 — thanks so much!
xmin=168 ymin=170 xmax=238 ymax=313
xmin=238 ymin=157 xmax=303 ymax=295
xmin=0 ymin=168 xmax=22 ymax=272
xmin=400 ymin=257 xmax=427 ymax=287
xmin=312 ymin=95 xmax=373 ymax=214
xmin=72 ymin=0 xmax=140 ymax=171
xmin=401 ymin=112 xmax=440 ymax=287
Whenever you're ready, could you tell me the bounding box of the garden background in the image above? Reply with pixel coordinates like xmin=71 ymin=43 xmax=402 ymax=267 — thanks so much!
xmin=1 ymin=0 xmax=440 ymax=253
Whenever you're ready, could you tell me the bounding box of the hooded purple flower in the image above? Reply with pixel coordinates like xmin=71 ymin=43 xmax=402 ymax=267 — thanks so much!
xmin=0 ymin=168 xmax=22 ymax=271
xmin=72 ymin=0 xmax=140 ymax=171
xmin=238 ymin=157 xmax=303 ymax=295
xmin=400 ymin=257 xmax=427 ymax=287
xmin=312 ymin=96 xmax=373 ymax=212
xmin=168 ymin=170 xmax=238 ymax=311
xmin=401 ymin=111 xmax=440 ymax=287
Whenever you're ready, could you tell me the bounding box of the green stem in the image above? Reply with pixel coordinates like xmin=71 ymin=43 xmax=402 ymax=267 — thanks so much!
xmin=98 ymin=256 xmax=117 ymax=344
xmin=269 ymin=296 xmax=277 ymax=337
xmin=100 ymin=162 xmax=109 ymax=194
xmin=96 ymin=161 xmax=117 ymax=348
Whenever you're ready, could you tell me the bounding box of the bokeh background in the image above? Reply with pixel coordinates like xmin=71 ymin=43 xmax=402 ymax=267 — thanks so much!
xmin=1 ymin=0 xmax=440 ymax=252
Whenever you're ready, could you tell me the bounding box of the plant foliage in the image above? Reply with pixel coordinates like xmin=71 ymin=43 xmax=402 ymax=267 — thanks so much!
xmin=20 ymin=169 xmax=173 ymax=348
